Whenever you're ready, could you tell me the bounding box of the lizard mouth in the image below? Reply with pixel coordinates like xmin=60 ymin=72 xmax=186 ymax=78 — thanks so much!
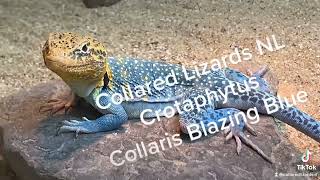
xmin=44 ymin=54 xmax=105 ymax=80
xmin=45 ymin=55 xmax=103 ymax=69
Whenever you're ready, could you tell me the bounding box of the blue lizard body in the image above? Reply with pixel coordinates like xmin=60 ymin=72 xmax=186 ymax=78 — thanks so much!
xmin=42 ymin=32 xmax=320 ymax=163
xmin=62 ymin=56 xmax=320 ymax=143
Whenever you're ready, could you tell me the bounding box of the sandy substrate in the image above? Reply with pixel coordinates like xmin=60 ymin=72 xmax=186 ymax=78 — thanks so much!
xmin=0 ymin=0 xmax=319 ymax=174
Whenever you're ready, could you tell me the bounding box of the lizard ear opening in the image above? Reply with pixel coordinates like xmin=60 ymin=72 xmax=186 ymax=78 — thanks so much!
xmin=103 ymin=72 xmax=109 ymax=89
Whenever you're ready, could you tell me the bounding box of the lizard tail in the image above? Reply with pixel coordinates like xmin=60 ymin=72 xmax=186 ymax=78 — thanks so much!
xmin=271 ymin=106 xmax=320 ymax=142
xmin=220 ymin=88 xmax=320 ymax=143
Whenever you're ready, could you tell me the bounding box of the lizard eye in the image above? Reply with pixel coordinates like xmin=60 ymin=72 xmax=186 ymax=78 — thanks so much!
xmin=81 ymin=44 xmax=88 ymax=53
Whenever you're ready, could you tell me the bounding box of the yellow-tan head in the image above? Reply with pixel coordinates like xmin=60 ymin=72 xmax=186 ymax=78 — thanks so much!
xmin=43 ymin=32 xmax=109 ymax=97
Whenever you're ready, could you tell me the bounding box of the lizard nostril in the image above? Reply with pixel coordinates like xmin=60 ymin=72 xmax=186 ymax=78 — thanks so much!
xmin=42 ymin=40 xmax=50 ymax=64
xmin=42 ymin=41 xmax=49 ymax=52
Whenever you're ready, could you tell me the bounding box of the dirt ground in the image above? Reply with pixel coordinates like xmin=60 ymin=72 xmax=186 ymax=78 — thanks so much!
xmin=0 ymin=0 xmax=319 ymax=177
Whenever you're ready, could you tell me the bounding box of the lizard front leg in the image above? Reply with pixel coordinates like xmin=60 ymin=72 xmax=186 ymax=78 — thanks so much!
xmin=40 ymin=91 xmax=79 ymax=115
xmin=57 ymin=89 xmax=128 ymax=136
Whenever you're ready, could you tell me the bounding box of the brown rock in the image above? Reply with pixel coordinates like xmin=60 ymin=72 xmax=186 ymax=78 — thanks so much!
xmin=0 ymin=75 xmax=309 ymax=180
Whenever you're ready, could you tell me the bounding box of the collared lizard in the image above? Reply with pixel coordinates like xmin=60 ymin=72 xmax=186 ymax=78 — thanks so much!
xmin=40 ymin=32 xmax=320 ymax=163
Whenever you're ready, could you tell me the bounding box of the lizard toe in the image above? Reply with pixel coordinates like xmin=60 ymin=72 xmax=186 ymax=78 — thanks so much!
xmin=58 ymin=118 xmax=93 ymax=135
xmin=58 ymin=124 xmax=91 ymax=135
xmin=224 ymin=123 xmax=273 ymax=163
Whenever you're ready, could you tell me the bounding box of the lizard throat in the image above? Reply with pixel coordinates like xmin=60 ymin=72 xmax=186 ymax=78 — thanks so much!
xmin=66 ymin=79 xmax=99 ymax=97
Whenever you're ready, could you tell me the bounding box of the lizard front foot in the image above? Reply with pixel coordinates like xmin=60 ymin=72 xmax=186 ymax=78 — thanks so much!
xmin=57 ymin=117 xmax=93 ymax=137
xmin=224 ymin=122 xmax=273 ymax=163
xmin=40 ymin=92 xmax=77 ymax=115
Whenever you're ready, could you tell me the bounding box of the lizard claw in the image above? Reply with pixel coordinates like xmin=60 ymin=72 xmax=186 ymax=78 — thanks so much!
xmin=57 ymin=117 xmax=92 ymax=137
xmin=225 ymin=122 xmax=273 ymax=163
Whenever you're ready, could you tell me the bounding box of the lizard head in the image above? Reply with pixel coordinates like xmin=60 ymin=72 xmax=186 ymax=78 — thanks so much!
xmin=42 ymin=32 xmax=109 ymax=97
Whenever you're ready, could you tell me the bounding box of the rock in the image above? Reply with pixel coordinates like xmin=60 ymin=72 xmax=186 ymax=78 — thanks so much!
xmin=0 ymin=75 xmax=309 ymax=180
xmin=82 ymin=0 xmax=121 ymax=8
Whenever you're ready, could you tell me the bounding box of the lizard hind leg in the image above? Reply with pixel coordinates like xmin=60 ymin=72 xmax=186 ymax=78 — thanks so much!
xmin=222 ymin=109 xmax=274 ymax=163
xmin=178 ymin=88 xmax=273 ymax=163
xmin=223 ymin=67 xmax=273 ymax=94
xmin=247 ymin=66 xmax=274 ymax=94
